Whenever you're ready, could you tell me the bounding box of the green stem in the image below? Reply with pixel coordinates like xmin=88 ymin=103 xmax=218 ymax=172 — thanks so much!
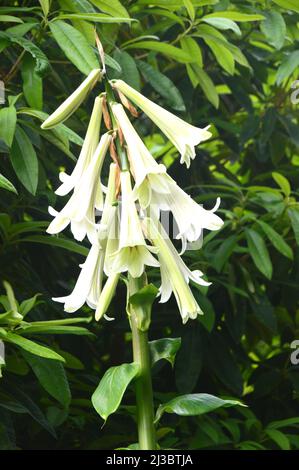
xmin=129 ymin=275 xmax=156 ymax=450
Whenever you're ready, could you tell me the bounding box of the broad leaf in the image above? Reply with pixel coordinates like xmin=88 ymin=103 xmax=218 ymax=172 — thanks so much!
xmin=0 ymin=106 xmax=17 ymax=147
xmin=245 ymin=228 xmax=273 ymax=279
xmin=149 ymin=337 xmax=181 ymax=367
xmin=92 ymin=362 xmax=140 ymax=421
xmin=10 ymin=126 xmax=38 ymax=195
xmin=155 ymin=393 xmax=245 ymax=422
xmin=0 ymin=174 xmax=17 ymax=194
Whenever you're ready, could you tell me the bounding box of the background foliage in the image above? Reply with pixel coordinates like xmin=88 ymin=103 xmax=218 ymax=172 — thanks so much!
xmin=0 ymin=0 xmax=299 ymax=450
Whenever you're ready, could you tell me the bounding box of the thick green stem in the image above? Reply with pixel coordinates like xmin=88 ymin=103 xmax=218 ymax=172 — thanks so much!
xmin=129 ymin=275 xmax=156 ymax=450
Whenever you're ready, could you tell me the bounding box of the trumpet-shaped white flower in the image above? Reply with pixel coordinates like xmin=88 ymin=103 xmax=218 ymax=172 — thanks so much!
xmin=106 ymin=171 xmax=159 ymax=278
xmin=53 ymin=163 xmax=119 ymax=314
xmin=111 ymin=102 xmax=223 ymax=251
xmin=56 ymin=95 xmax=103 ymax=196
xmin=47 ymin=132 xmax=111 ymax=244
xmin=53 ymin=244 xmax=103 ymax=312
xmin=156 ymin=183 xmax=224 ymax=253
xmin=111 ymin=102 xmax=170 ymax=208
xmin=111 ymin=79 xmax=212 ymax=168
xmin=41 ymin=68 xmax=102 ymax=129
xmin=143 ymin=217 xmax=210 ymax=324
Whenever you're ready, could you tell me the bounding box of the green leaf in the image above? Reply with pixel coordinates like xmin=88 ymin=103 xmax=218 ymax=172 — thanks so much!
xmin=20 ymin=325 xmax=93 ymax=336
xmin=272 ymin=0 xmax=299 ymax=13
xmin=260 ymin=11 xmax=286 ymax=50
xmin=21 ymin=54 xmax=43 ymax=110
xmin=202 ymin=17 xmax=241 ymax=36
xmin=205 ymin=37 xmax=235 ymax=75
xmin=149 ymin=337 xmax=181 ymax=367
xmin=20 ymin=234 xmax=89 ymax=256
xmin=256 ymin=220 xmax=293 ymax=260
xmin=10 ymin=126 xmax=38 ymax=195
xmin=3 ymin=332 xmax=65 ymax=362
xmin=203 ymin=12 xmax=265 ymax=22
xmin=265 ymin=429 xmax=290 ymax=450
xmin=180 ymin=36 xmax=203 ymax=67
xmin=49 ymin=20 xmax=99 ymax=75
xmin=137 ymin=60 xmax=185 ymax=111
xmin=245 ymin=228 xmax=273 ymax=279
xmin=104 ymin=53 xmax=122 ymax=72
xmin=288 ymin=208 xmax=299 ymax=245
xmin=0 ymin=106 xmax=17 ymax=147
xmin=212 ymin=235 xmax=238 ymax=272
xmin=0 ymin=32 xmax=49 ymax=76
xmin=188 ymin=64 xmax=219 ymax=108
xmin=126 ymin=41 xmax=193 ymax=63
xmin=23 ymin=352 xmax=71 ymax=407
xmin=183 ymin=0 xmax=195 ymax=21
xmin=0 ymin=15 xmax=23 ymax=23
xmin=113 ymin=50 xmax=140 ymax=91
xmin=56 ymin=13 xmax=134 ymax=23
xmin=175 ymin=323 xmax=202 ymax=393
xmin=276 ymin=51 xmax=299 ymax=85
xmin=272 ymin=172 xmax=291 ymax=197
xmin=89 ymin=0 xmax=130 ymax=18
xmin=19 ymin=294 xmax=40 ymax=317
xmin=39 ymin=0 xmax=49 ymax=16
xmin=267 ymin=417 xmax=299 ymax=429
xmin=92 ymin=363 xmax=140 ymax=421
xmin=0 ymin=174 xmax=17 ymax=194
xmin=155 ymin=393 xmax=245 ymax=422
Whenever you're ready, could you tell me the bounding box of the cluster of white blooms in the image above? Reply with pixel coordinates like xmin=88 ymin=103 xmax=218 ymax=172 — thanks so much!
xmin=42 ymin=69 xmax=223 ymax=324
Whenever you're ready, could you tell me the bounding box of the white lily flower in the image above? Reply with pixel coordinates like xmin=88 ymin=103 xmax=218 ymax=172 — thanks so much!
xmin=47 ymin=132 xmax=111 ymax=244
xmin=111 ymin=79 xmax=212 ymax=168
xmin=143 ymin=217 xmax=210 ymax=324
xmin=106 ymin=171 xmax=159 ymax=278
xmin=41 ymin=68 xmax=102 ymax=129
xmin=111 ymin=102 xmax=223 ymax=251
xmin=53 ymin=244 xmax=103 ymax=313
xmin=111 ymin=102 xmax=170 ymax=209
xmin=55 ymin=95 xmax=103 ymax=196
xmin=157 ymin=184 xmax=224 ymax=253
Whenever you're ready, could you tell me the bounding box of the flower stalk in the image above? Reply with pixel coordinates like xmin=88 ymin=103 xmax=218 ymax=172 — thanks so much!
xmin=128 ymin=274 xmax=156 ymax=450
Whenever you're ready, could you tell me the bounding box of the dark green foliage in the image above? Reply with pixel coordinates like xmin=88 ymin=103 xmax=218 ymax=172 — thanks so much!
xmin=0 ymin=0 xmax=298 ymax=450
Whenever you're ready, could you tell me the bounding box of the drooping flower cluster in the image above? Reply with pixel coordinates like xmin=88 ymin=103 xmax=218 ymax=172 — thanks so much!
xmin=42 ymin=68 xmax=223 ymax=324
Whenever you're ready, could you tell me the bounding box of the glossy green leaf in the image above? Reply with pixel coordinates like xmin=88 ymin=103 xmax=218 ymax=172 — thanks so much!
xmin=21 ymin=54 xmax=43 ymax=110
xmin=137 ymin=60 xmax=185 ymax=111
xmin=0 ymin=174 xmax=17 ymax=194
xmin=0 ymin=106 xmax=17 ymax=147
xmin=92 ymin=363 xmax=140 ymax=421
xmin=288 ymin=208 xmax=299 ymax=245
xmin=203 ymin=12 xmax=265 ymax=22
xmin=49 ymin=20 xmax=99 ymax=75
xmin=149 ymin=337 xmax=181 ymax=367
xmin=10 ymin=126 xmax=38 ymax=195
xmin=126 ymin=41 xmax=193 ymax=63
xmin=256 ymin=220 xmax=293 ymax=260
xmin=89 ymin=0 xmax=130 ymax=18
xmin=272 ymin=0 xmax=299 ymax=13
xmin=245 ymin=228 xmax=273 ymax=279
xmin=260 ymin=11 xmax=286 ymax=50
xmin=155 ymin=393 xmax=245 ymax=422
xmin=55 ymin=13 xmax=134 ymax=23
xmin=0 ymin=32 xmax=49 ymax=76
xmin=202 ymin=17 xmax=241 ymax=36
xmin=23 ymin=352 xmax=71 ymax=407
xmin=3 ymin=332 xmax=65 ymax=362
xmin=272 ymin=172 xmax=291 ymax=197
xmin=0 ymin=15 xmax=23 ymax=23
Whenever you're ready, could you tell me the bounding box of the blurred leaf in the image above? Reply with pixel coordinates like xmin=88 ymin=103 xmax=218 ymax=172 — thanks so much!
xmin=260 ymin=11 xmax=286 ymax=50
xmin=3 ymin=333 xmax=65 ymax=362
xmin=256 ymin=220 xmax=293 ymax=260
xmin=272 ymin=172 xmax=291 ymax=197
xmin=272 ymin=0 xmax=299 ymax=13
xmin=265 ymin=429 xmax=290 ymax=450
xmin=288 ymin=208 xmax=299 ymax=245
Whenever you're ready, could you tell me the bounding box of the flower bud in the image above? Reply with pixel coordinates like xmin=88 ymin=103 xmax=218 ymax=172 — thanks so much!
xmin=95 ymin=273 xmax=120 ymax=321
xmin=41 ymin=68 xmax=102 ymax=129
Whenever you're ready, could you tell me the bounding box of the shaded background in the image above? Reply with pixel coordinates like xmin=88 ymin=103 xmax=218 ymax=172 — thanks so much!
xmin=0 ymin=0 xmax=298 ymax=450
